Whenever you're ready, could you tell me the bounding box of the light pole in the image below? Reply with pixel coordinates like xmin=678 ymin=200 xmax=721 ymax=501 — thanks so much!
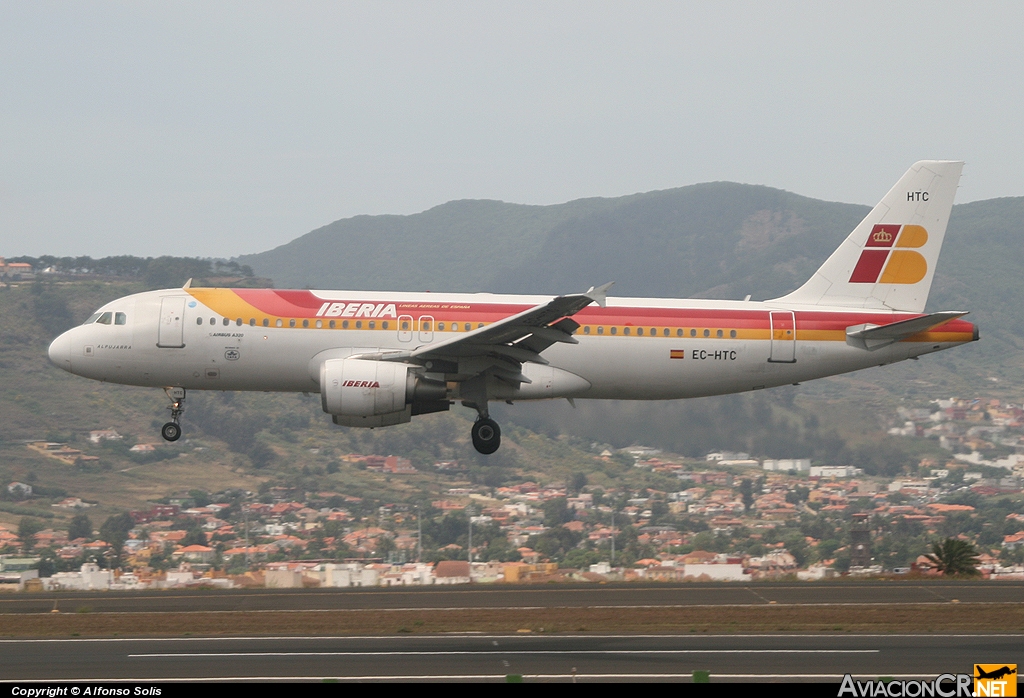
xmin=610 ymin=506 xmax=616 ymax=566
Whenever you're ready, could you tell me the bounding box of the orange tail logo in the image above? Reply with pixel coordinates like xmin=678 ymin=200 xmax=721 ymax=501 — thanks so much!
xmin=849 ymin=225 xmax=928 ymax=284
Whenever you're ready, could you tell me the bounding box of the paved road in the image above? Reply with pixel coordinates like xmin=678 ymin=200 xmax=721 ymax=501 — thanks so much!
xmin=3 ymin=581 xmax=1022 ymax=614
xmin=1 ymin=634 xmax=1020 ymax=682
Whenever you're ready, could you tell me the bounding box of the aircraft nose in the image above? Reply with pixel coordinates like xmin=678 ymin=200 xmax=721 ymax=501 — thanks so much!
xmin=48 ymin=332 xmax=72 ymax=372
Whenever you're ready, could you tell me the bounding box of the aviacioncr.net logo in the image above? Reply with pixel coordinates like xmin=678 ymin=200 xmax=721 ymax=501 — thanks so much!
xmin=839 ymin=674 xmax=973 ymax=697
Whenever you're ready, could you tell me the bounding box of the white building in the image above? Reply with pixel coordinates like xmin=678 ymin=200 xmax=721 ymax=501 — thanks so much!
xmin=762 ymin=459 xmax=810 ymax=473
xmin=683 ymin=563 xmax=750 ymax=581
xmin=809 ymin=466 xmax=862 ymax=478
xmin=46 ymin=562 xmax=113 ymax=590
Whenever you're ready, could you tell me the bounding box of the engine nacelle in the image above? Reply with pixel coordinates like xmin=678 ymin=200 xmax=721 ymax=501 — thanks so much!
xmin=320 ymin=358 xmax=448 ymax=428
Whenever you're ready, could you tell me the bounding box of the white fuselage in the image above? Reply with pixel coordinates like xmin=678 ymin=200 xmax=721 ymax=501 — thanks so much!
xmin=47 ymin=288 xmax=976 ymax=403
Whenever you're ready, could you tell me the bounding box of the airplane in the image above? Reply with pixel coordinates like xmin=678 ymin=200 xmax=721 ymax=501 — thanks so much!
xmin=47 ymin=161 xmax=978 ymax=455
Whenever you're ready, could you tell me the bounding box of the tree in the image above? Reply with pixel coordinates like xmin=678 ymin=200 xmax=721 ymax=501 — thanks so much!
xmin=18 ymin=518 xmax=44 ymax=551
xmin=925 ymin=538 xmax=981 ymax=576
xmin=542 ymin=497 xmax=572 ymax=527
xmin=181 ymin=527 xmax=207 ymax=547
xmin=739 ymin=479 xmax=754 ymax=512
xmin=68 ymin=514 xmax=93 ymax=541
xmin=100 ymin=513 xmax=136 ymax=565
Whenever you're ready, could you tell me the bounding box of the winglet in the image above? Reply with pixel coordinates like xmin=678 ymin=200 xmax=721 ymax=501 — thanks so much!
xmin=585 ymin=282 xmax=614 ymax=308
xmin=182 ymin=278 xmax=192 ymax=290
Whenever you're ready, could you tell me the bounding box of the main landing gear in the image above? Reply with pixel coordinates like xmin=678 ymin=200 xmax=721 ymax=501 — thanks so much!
xmin=161 ymin=387 xmax=185 ymax=442
xmin=471 ymin=417 xmax=501 ymax=455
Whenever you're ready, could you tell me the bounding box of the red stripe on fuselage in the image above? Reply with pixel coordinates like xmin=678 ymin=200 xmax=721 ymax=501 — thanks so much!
xmin=222 ymin=290 xmax=973 ymax=335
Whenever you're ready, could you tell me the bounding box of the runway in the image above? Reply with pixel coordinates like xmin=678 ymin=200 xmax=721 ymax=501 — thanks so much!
xmin=3 ymin=580 xmax=1022 ymax=614
xmin=1 ymin=634 xmax=1019 ymax=682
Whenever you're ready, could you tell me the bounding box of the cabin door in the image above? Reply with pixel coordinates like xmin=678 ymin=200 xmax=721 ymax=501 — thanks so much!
xmin=768 ymin=311 xmax=796 ymax=363
xmin=157 ymin=297 xmax=186 ymax=348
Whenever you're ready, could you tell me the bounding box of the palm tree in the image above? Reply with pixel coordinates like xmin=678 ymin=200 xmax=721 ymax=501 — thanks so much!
xmin=925 ymin=538 xmax=981 ymax=576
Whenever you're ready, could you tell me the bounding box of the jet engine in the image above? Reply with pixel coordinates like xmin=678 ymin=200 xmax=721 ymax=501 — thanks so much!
xmin=319 ymin=357 xmax=448 ymax=427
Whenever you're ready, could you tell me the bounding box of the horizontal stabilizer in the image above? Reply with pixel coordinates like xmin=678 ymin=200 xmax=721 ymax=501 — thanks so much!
xmin=846 ymin=311 xmax=968 ymax=350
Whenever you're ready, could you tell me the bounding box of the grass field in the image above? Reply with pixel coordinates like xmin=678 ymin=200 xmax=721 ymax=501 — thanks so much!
xmin=1 ymin=603 xmax=1021 ymax=637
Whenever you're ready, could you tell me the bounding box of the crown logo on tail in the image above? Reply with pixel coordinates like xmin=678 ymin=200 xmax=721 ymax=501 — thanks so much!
xmin=872 ymin=230 xmax=893 ymax=243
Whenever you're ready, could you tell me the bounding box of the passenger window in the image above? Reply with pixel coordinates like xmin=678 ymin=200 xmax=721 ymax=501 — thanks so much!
xmin=623 ymin=327 xmax=630 ymax=335
xmin=249 ymin=318 xmax=256 ymax=327
xmin=96 ymin=312 xmax=112 ymax=325
xmin=315 ymin=320 xmax=323 ymax=328
xmin=422 ymin=322 xmax=431 ymax=331
xmin=676 ymin=329 xmax=682 ymax=337
xmin=597 ymin=327 xmax=604 ymax=335
xmin=610 ymin=327 xmax=617 ymax=335
xmin=703 ymin=329 xmax=710 ymax=337
xmin=369 ymin=321 xmax=376 ymax=329
xmin=262 ymin=318 xmax=269 ymax=327
xmin=716 ymin=329 xmax=723 ymax=338
xmin=236 ymin=318 xmax=243 ymax=326
xmin=477 ymin=323 xmax=484 ymax=329
xmin=343 ymin=320 xmax=349 ymax=329
xmin=437 ymin=322 xmax=444 ymax=331
xmin=210 ymin=318 xmax=216 ymax=325
xmin=355 ymin=321 xmax=362 ymax=329
xmin=114 ymin=312 xmax=127 ymax=325
xmin=637 ymin=328 xmax=643 ymax=336
xmin=289 ymin=319 xmax=296 ymax=328
xmin=223 ymin=318 xmax=230 ymax=326
xmin=465 ymin=323 xmax=472 ymax=331
xmin=664 ymin=328 xmax=670 ymax=337
xmin=196 ymin=318 xmax=203 ymax=326
xmin=651 ymin=328 xmax=657 ymax=336
xmin=690 ymin=329 xmax=697 ymax=337
xmin=583 ymin=326 xmax=591 ymax=335
xmin=302 ymin=319 xmax=309 ymax=328
xmin=382 ymin=321 xmax=389 ymax=329
xmin=275 ymin=319 xmax=283 ymax=327
xmin=401 ymin=321 xmax=409 ymax=330
xmin=730 ymin=330 xmax=737 ymax=338
xmin=329 ymin=320 xmax=336 ymax=328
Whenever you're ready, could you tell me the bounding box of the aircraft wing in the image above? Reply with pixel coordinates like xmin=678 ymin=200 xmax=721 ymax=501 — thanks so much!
xmin=356 ymin=283 xmax=612 ymax=385
xmin=846 ymin=310 xmax=968 ymax=350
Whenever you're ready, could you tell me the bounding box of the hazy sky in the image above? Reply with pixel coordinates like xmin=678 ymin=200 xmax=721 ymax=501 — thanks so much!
xmin=3 ymin=2 xmax=1023 ymax=258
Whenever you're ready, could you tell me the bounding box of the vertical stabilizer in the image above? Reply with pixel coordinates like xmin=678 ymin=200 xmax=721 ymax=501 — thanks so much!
xmin=772 ymin=161 xmax=963 ymax=313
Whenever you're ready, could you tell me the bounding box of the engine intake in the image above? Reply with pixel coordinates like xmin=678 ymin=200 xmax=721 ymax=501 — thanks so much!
xmin=320 ymin=358 xmax=448 ymax=427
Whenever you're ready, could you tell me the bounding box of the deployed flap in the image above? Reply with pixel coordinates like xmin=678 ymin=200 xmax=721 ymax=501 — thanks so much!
xmin=846 ymin=310 xmax=968 ymax=350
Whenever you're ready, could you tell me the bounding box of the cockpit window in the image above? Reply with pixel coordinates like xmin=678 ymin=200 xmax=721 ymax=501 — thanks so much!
xmin=114 ymin=312 xmax=127 ymax=325
xmin=95 ymin=312 xmax=113 ymax=325
xmin=83 ymin=313 xmax=101 ymax=325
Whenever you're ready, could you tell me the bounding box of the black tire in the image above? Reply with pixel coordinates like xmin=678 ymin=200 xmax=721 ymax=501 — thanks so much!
xmin=471 ymin=418 xmax=501 ymax=455
xmin=161 ymin=422 xmax=182 ymax=442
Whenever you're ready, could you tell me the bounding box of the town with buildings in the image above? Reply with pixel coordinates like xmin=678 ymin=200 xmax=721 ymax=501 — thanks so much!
xmin=3 ymin=395 xmax=1023 ymax=593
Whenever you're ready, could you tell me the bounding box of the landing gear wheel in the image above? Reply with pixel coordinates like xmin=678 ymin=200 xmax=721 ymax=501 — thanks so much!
xmin=161 ymin=422 xmax=182 ymax=442
xmin=471 ymin=418 xmax=501 ymax=455
xmin=161 ymin=387 xmax=186 ymax=442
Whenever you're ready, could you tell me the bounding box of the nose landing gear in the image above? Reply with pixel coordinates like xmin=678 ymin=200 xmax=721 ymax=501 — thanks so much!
xmin=161 ymin=387 xmax=185 ymax=442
